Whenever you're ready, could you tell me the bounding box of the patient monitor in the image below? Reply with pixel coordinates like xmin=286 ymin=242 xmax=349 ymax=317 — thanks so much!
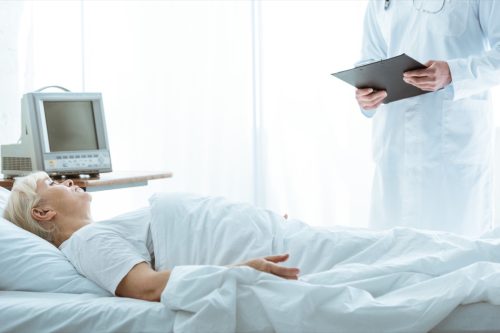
xmin=1 ymin=88 xmax=112 ymax=177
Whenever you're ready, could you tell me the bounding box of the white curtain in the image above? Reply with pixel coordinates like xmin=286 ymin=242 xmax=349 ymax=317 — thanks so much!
xmin=2 ymin=0 xmax=499 ymax=227
xmin=257 ymin=1 xmax=372 ymax=227
xmin=0 ymin=1 xmax=28 ymax=150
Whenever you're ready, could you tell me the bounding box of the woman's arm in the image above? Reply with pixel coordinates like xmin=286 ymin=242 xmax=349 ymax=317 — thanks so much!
xmin=116 ymin=254 xmax=299 ymax=302
xmin=116 ymin=262 xmax=170 ymax=302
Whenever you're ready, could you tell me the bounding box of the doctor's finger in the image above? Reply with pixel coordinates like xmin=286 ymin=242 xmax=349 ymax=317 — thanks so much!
xmin=404 ymin=76 xmax=434 ymax=86
xmin=415 ymin=84 xmax=441 ymax=92
xmin=361 ymin=99 xmax=385 ymax=109
xmin=404 ymin=60 xmax=435 ymax=77
xmin=359 ymin=90 xmax=387 ymax=103
xmin=363 ymin=92 xmax=386 ymax=106
xmin=404 ymin=67 xmax=432 ymax=78
xmin=405 ymin=80 xmax=442 ymax=91
xmin=362 ymin=99 xmax=385 ymax=109
xmin=355 ymin=88 xmax=374 ymax=97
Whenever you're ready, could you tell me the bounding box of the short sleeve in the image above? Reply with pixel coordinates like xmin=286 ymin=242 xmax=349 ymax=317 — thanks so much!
xmin=61 ymin=232 xmax=148 ymax=295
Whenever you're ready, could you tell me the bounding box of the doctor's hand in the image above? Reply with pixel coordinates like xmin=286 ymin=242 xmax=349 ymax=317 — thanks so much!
xmin=355 ymin=88 xmax=387 ymax=110
xmin=239 ymin=254 xmax=300 ymax=280
xmin=403 ymin=60 xmax=452 ymax=92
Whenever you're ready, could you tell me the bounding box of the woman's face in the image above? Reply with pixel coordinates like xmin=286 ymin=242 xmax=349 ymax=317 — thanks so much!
xmin=35 ymin=178 xmax=92 ymax=217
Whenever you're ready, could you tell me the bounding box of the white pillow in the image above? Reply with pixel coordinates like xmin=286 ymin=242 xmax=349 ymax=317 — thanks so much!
xmin=0 ymin=187 xmax=110 ymax=295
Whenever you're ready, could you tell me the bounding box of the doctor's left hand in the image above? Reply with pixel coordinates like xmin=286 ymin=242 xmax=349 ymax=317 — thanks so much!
xmin=403 ymin=60 xmax=452 ymax=92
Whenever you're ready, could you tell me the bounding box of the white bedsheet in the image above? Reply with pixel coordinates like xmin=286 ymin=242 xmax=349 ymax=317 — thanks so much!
xmin=0 ymin=291 xmax=173 ymax=333
xmin=2 ymin=291 xmax=500 ymax=333
xmin=149 ymin=193 xmax=500 ymax=333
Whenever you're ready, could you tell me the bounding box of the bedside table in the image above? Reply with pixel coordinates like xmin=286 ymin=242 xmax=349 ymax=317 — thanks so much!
xmin=0 ymin=171 xmax=173 ymax=192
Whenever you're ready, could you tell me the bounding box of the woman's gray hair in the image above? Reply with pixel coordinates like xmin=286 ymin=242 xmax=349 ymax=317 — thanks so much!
xmin=3 ymin=171 xmax=54 ymax=242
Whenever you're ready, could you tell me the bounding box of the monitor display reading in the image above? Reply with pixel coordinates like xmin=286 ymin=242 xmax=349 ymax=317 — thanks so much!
xmin=43 ymin=101 xmax=99 ymax=152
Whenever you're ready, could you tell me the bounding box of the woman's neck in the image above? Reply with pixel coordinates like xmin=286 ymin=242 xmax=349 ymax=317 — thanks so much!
xmin=52 ymin=216 xmax=92 ymax=247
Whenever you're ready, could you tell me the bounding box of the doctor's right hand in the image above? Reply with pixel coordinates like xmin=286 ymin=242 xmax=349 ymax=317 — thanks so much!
xmin=355 ymin=88 xmax=387 ymax=110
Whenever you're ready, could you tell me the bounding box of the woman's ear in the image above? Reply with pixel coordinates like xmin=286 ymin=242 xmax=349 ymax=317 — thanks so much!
xmin=31 ymin=207 xmax=57 ymax=222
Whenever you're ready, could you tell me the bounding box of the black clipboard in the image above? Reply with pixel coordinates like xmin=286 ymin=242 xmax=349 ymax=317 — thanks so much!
xmin=331 ymin=54 xmax=430 ymax=104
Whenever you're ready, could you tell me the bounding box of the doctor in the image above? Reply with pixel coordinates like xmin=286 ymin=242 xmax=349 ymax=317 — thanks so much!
xmin=356 ymin=0 xmax=500 ymax=236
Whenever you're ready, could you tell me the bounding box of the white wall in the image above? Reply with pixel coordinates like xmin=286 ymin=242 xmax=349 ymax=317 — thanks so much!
xmin=0 ymin=2 xmax=25 ymax=161
xmin=82 ymin=1 xmax=256 ymax=218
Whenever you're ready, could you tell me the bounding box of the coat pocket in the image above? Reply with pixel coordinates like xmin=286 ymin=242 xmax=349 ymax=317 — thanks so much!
xmin=442 ymin=99 xmax=492 ymax=165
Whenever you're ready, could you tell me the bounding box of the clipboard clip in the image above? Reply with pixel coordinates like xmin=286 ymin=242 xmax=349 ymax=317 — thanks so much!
xmin=384 ymin=0 xmax=391 ymax=10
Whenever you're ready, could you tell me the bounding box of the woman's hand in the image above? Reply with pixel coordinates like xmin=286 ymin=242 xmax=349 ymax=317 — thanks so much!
xmin=240 ymin=254 xmax=300 ymax=280
xmin=355 ymin=88 xmax=387 ymax=110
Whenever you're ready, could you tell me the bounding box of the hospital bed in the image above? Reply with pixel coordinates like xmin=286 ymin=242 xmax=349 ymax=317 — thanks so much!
xmin=2 ymin=187 xmax=500 ymax=333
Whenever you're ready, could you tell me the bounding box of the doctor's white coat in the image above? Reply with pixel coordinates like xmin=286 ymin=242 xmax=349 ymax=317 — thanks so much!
xmin=361 ymin=0 xmax=500 ymax=236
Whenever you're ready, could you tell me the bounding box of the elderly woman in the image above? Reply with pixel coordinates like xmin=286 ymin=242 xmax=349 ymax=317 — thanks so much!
xmin=7 ymin=173 xmax=500 ymax=333
xmin=3 ymin=171 xmax=299 ymax=302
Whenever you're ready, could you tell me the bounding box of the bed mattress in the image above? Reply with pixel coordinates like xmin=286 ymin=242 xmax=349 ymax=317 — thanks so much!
xmin=0 ymin=291 xmax=173 ymax=333
xmin=0 ymin=291 xmax=499 ymax=333
xmin=432 ymin=302 xmax=500 ymax=333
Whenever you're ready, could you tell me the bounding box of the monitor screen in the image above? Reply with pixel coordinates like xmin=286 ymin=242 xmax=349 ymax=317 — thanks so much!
xmin=43 ymin=101 xmax=99 ymax=152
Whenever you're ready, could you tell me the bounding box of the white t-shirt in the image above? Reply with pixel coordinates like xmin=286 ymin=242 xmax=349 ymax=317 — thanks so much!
xmin=59 ymin=207 xmax=154 ymax=295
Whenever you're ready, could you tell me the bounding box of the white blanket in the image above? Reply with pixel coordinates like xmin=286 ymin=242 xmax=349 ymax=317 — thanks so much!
xmin=149 ymin=193 xmax=500 ymax=333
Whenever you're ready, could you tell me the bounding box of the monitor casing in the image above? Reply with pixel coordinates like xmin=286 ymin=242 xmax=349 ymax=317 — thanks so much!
xmin=1 ymin=92 xmax=112 ymax=177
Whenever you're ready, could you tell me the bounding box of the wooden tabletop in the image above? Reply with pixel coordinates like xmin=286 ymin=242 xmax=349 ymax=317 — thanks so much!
xmin=0 ymin=171 xmax=173 ymax=191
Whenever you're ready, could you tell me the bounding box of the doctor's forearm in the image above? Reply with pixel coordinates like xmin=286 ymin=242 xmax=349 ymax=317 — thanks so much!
xmin=447 ymin=0 xmax=500 ymax=100
xmin=448 ymin=51 xmax=500 ymax=100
